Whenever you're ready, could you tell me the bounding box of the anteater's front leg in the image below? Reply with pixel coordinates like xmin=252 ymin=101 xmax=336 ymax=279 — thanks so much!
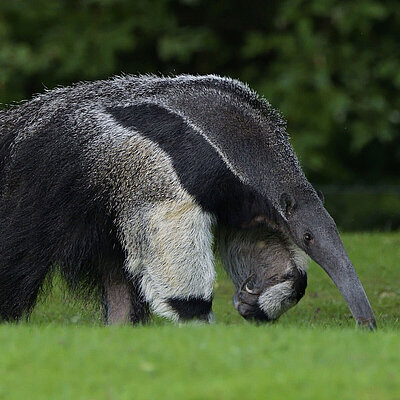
xmin=122 ymin=200 xmax=216 ymax=323
xmin=217 ymin=226 xmax=308 ymax=322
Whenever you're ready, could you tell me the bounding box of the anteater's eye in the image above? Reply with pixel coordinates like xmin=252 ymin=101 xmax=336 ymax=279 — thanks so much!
xmin=303 ymin=232 xmax=313 ymax=245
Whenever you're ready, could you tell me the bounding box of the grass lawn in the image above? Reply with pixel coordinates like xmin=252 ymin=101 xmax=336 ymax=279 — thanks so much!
xmin=0 ymin=232 xmax=399 ymax=399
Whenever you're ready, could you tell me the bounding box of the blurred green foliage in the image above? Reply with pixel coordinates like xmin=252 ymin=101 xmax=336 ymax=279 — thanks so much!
xmin=0 ymin=0 xmax=399 ymax=186
xmin=322 ymin=186 xmax=400 ymax=231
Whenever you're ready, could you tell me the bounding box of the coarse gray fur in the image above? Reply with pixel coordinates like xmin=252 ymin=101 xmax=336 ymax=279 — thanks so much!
xmin=0 ymin=74 xmax=376 ymax=327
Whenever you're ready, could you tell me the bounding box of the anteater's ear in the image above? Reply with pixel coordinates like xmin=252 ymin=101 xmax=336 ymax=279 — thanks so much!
xmin=280 ymin=193 xmax=296 ymax=216
xmin=316 ymin=189 xmax=325 ymax=204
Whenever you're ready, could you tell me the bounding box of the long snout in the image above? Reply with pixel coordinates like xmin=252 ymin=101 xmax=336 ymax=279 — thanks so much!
xmin=320 ymin=259 xmax=376 ymax=329
xmin=286 ymin=196 xmax=376 ymax=328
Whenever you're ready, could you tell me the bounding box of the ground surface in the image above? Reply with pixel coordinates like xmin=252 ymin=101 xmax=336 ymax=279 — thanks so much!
xmin=0 ymin=232 xmax=399 ymax=399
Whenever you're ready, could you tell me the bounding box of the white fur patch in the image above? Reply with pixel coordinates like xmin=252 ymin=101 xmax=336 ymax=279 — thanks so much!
xmin=258 ymin=281 xmax=295 ymax=320
xmin=288 ymin=243 xmax=309 ymax=274
xmin=140 ymin=200 xmax=216 ymax=318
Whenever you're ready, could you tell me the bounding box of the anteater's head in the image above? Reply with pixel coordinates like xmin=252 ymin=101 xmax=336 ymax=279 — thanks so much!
xmin=276 ymin=186 xmax=376 ymax=329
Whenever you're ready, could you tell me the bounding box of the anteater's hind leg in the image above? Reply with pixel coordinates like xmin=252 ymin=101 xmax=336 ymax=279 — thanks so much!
xmin=102 ymin=272 xmax=150 ymax=325
xmin=0 ymin=254 xmax=52 ymax=321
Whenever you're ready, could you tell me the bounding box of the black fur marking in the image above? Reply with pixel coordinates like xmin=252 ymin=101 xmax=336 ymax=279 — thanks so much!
xmin=167 ymin=297 xmax=213 ymax=321
xmin=246 ymin=309 xmax=271 ymax=323
xmin=129 ymin=275 xmax=151 ymax=324
xmin=234 ymin=288 xmax=271 ymax=322
xmin=108 ymin=103 xmax=281 ymax=229
xmin=293 ymin=270 xmax=308 ymax=302
xmin=0 ymin=112 xmax=124 ymax=321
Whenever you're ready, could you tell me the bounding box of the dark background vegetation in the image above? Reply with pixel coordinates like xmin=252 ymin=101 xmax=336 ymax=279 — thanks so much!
xmin=1 ymin=0 xmax=399 ymax=229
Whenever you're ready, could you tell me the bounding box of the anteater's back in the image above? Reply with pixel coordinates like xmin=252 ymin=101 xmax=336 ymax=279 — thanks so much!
xmin=0 ymin=75 xmax=306 ymax=323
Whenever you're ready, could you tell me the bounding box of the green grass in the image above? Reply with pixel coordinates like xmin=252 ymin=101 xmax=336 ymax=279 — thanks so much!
xmin=1 ymin=232 xmax=400 ymax=399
